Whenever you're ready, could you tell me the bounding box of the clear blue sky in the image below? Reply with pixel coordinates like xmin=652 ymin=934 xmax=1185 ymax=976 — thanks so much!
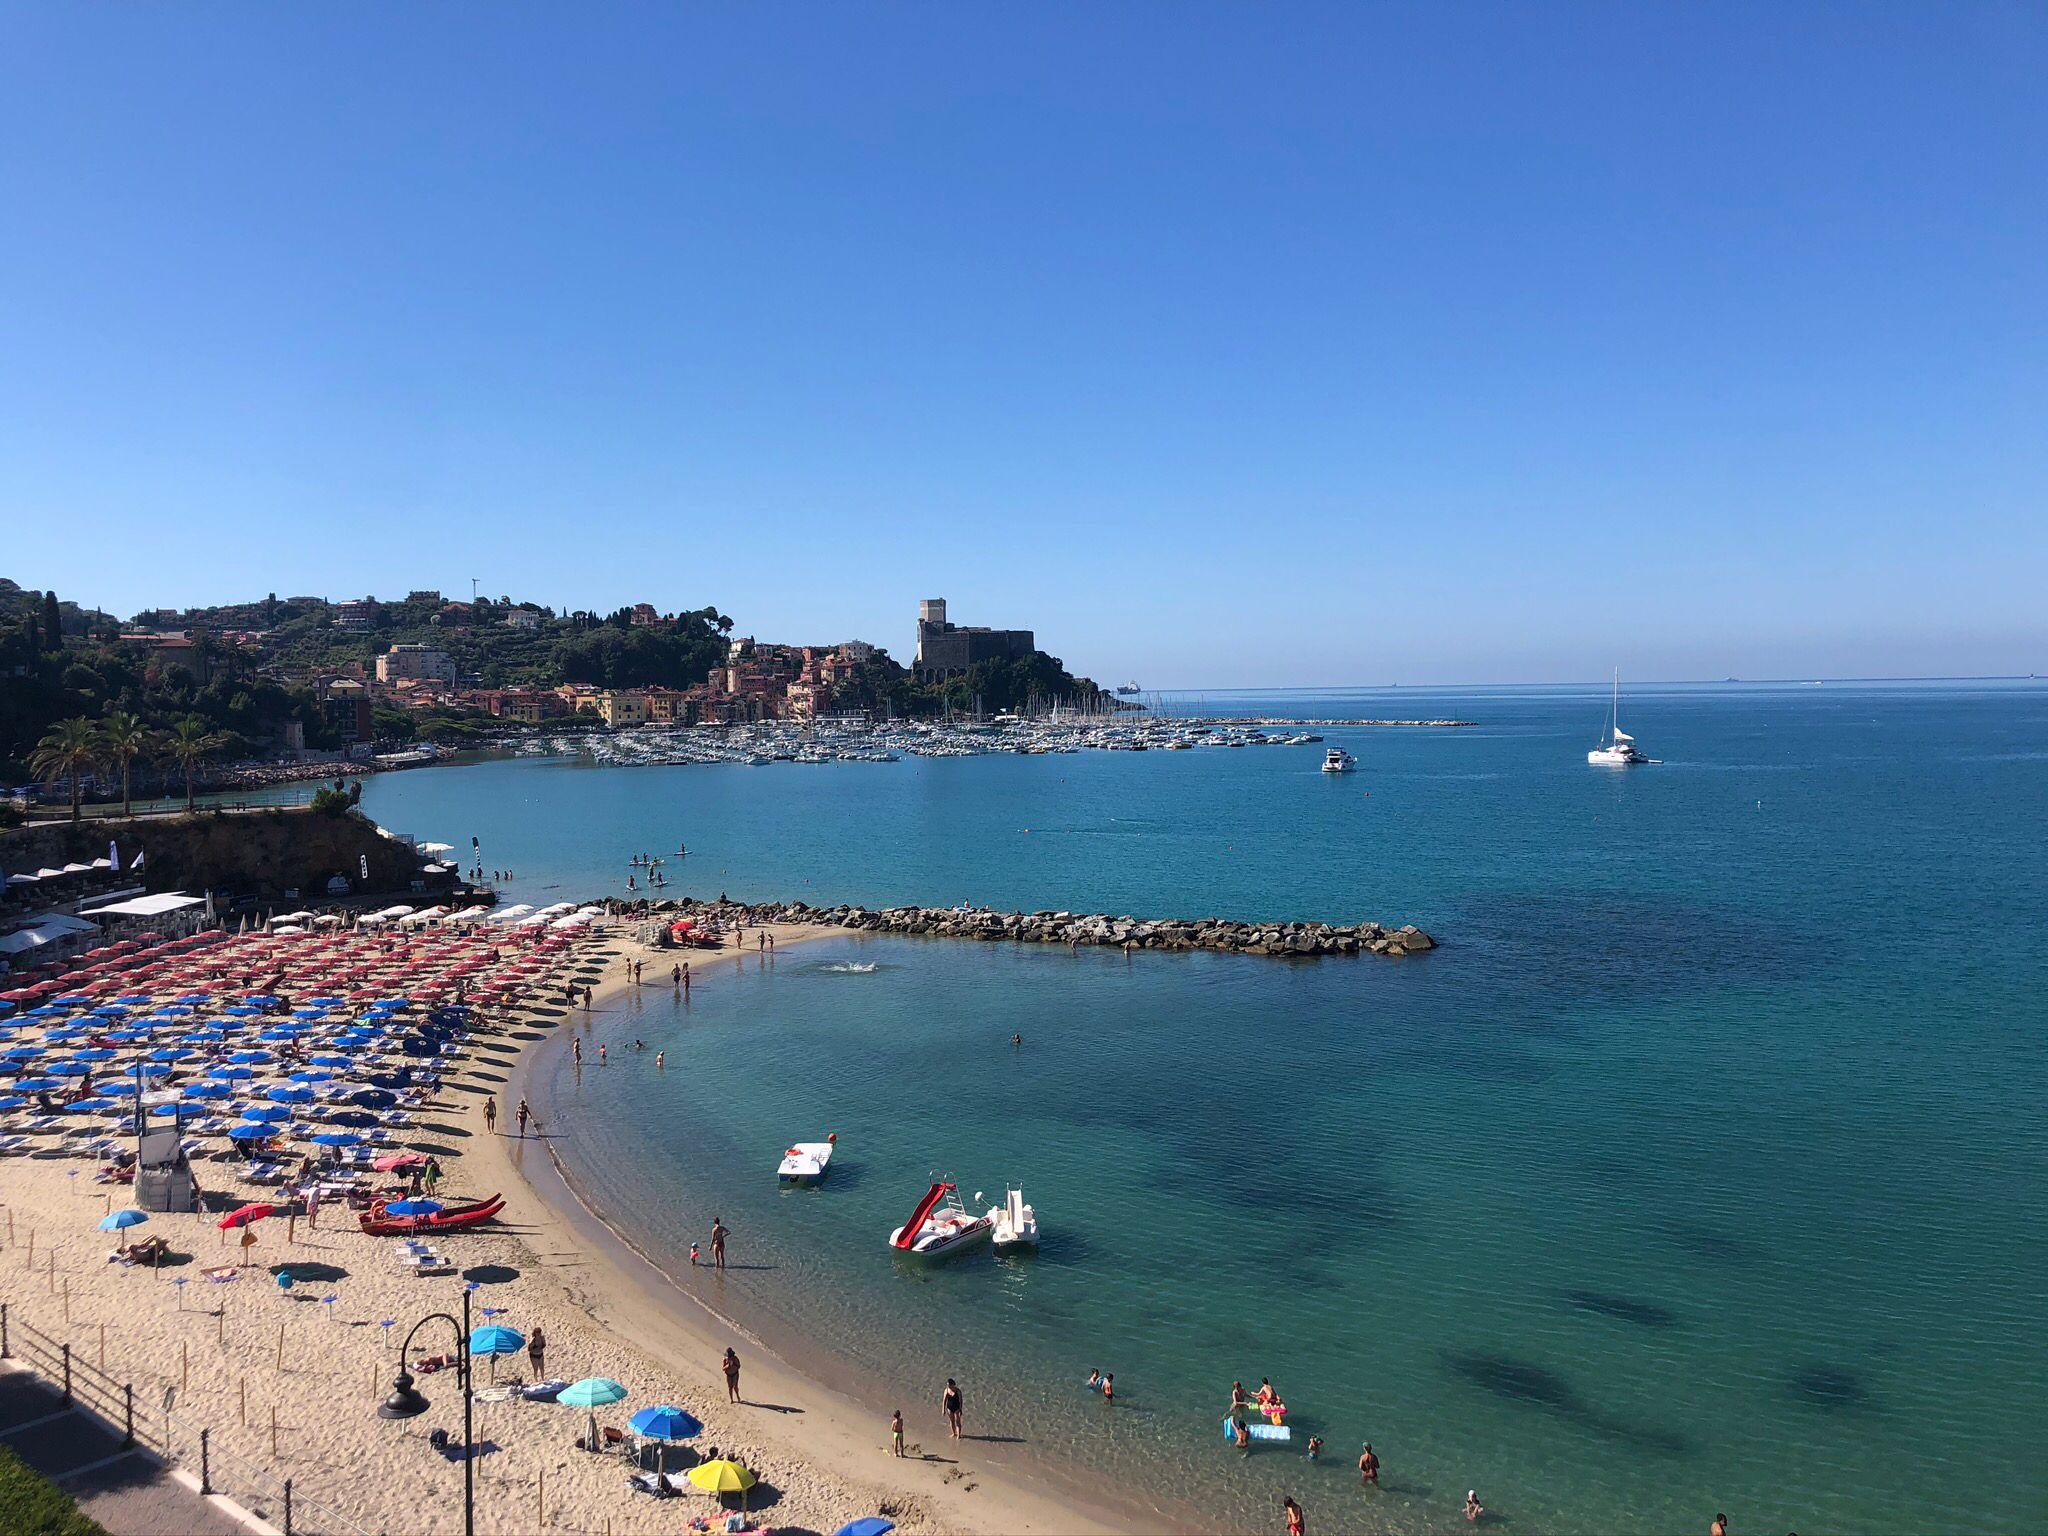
xmin=3 ymin=3 xmax=2043 ymax=685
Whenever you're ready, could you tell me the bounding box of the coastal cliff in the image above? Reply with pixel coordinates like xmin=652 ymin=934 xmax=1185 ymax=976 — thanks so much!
xmin=642 ymin=896 xmax=1436 ymax=957
xmin=0 ymin=805 xmax=435 ymax=901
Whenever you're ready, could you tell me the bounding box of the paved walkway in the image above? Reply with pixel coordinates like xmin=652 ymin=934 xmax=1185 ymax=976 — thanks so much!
xmin=0 ymin=1370 xmax=247 ymax=1536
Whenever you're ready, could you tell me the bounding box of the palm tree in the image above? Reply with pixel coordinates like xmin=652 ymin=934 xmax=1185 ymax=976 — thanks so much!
xmin=157 ymin=716 xmax=226 ymax=811
xmin=28 ymin=717 xmax=103 ymax=822
xmin=100 ymin=710 xmax=149 ymax=817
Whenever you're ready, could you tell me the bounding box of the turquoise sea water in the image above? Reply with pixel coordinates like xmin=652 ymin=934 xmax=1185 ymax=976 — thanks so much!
xmin=361 ymin=682 xmax=2048 ymax=1534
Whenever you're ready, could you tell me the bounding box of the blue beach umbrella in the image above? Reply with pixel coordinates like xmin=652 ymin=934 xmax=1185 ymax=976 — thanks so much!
xmin=384 ymin=1199 xmax=441 ymax=1216
xmin=266 ymin=1085 xmax=315 ymax=1104
xmin=326 ymin=1110 xmax=378 ymax=1128
xmin=68 ymin=1098 xmax=117 ymax=1114
xmin=72 ymin=1047 xmax=117 ymax=1061
xmin=115 ymin=993 xmax=153 ymax=1004
xmin=47 ymin=1061 xmax=94 ymax=1077
xmin=149 ymin=1048 xmax=196 ymax=1063
xmin=308 ymin=1054 xmax=354 ymax=1068
xmin=181 ymin=1081 xmax=232 ymax=1099
xmin=99 ymin=1209 xmax=149 ymax=1231
xmin=557 ymin=1377 xmax=627 ymax=1408
xmin=176 ymin=993 xmax=212 ymax=1004
xmin=90 ymin=1005 xmax=130 ymax=1017
xmin=469 ymin=1324 xmax=523 ymax=1354
xmin=0 ymin=1096 xmax=27 ymax=1111
xmin=228 ymin=1050 xmax=275 ymax=1064
xmin=348 ymin=1089 xmax=397 ymax=1109
xmin=13 ymin=1078 xmax=63 ymax=1094
xmin=96 ymin=1079 xmax=142 ymax=1096
xmin=835 ymin=1521 xmax=896 ymax=1536
xmin=288 ymin=1069 xmax=335 ymax=1084
xmin=2 ymin=1045 xmax=45 ymax=1059
xmin=227 ymin=1122 xmax=278 ymax=1141
xmin=207 ymin=1066 xmax=256 ymax=1081
xmin=628 ymin=1405 xmax=702 ymax=1441
xmin=148 ymin=1102 xmax=187 ymax=1117
xmin=241 ymin=1103 xmax=292 ymax=1121
xmin=309 ymin=1131 xmax=361 ymax=1148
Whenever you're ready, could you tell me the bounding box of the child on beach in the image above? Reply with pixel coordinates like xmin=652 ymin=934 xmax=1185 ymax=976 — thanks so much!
xmin=890 ymin=1409 xmax=905 ymax=1457
xmin=690 ymin=1243 xmax=701 ymax=1266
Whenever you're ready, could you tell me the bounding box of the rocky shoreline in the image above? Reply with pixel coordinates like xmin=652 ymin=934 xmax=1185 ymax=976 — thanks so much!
xmin=629 ymin=895 xmax=1436 ymax=958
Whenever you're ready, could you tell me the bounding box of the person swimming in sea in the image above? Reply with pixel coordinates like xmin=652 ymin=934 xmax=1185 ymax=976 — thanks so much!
xmin=1305 ymin=1435 xmax=1322 ymax=1461
xmin=1100 ymin=1372 xmax=1114 ymax=1402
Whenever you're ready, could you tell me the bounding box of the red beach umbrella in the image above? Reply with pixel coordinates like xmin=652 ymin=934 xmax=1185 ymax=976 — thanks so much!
xmin=218 ymin=1203 xmax=277 ymax=1230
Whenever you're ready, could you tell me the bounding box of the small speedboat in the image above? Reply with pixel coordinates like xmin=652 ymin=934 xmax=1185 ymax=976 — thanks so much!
xmin=777 ymin=1136 xmax=835 ymax=1185
xmin=988 ymin=1186 xmax=1039 ymax=1250
xmin=889 ymin=1181 xmax=991 ymax=1258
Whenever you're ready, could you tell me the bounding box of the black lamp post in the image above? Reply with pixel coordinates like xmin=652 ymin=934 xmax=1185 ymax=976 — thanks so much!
xmin=375 ymin=1287 xmax=474 ymax=1536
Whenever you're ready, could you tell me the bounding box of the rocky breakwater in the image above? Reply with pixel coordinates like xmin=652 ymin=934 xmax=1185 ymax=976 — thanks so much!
xmin=652 ymin=897 xmax=1436 ymax=958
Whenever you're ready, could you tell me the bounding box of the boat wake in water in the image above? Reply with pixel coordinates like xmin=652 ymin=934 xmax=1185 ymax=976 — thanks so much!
xmin=819 ymin=961 xmax=879 ymax=974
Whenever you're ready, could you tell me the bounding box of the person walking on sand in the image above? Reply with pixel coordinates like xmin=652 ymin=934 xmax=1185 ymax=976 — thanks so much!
xmin=1359 ymin=1443 xmax=1379 ymax=1487
xmin=484 ymin=1098 xmax=497 ymax=1134
xmin=527 ymin=1324 xmax=546 ymax=1379
xmin=711 ymin=1216 xmax=729 ymax=1271
xmin=890 ymin=1409 xmax=905 ymax=1457
xmin=942 ymin=1377 xmax=964 ymax=1438
xmin=723 ymin=1347 xmax=742 ymax=1403
xmin=517 ymin=1098 xmax=530 ymax=1138
xmin=1284 ymin=1496 xmax=1306 ymax=1536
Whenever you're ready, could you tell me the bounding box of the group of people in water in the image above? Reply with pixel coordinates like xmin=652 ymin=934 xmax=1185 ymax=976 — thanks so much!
xmin=1220 ymin=1378 xmax=1487 ymax=1529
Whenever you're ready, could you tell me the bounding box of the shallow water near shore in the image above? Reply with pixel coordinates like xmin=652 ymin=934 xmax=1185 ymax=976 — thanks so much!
xmin=362 ymin=681 xmax=2048 ymax=1534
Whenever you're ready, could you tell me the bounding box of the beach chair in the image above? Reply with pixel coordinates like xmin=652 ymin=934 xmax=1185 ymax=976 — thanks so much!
xmin=628 ymin=1471 xmax=674 ymax=1499
xmin=0 ymin=1136 xmax=27 ymax=1156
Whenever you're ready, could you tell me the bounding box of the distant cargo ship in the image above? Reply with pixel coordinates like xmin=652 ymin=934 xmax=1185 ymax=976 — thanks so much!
xmin=1115 ymin=681 xmax=1141 ymax=696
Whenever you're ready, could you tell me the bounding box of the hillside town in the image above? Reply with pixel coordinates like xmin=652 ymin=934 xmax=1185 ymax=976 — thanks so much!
xmin=1 ymin=581 xmax=1117 ymax=805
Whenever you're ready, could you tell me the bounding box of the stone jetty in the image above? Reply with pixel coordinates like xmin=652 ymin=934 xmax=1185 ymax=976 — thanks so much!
xmin=637 ymin=896 xmax=1436 ymax=958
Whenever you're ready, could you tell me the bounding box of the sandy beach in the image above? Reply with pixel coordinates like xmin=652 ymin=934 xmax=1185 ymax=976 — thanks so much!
xmin=0 ymin=919 xmax=1127 ymax=1536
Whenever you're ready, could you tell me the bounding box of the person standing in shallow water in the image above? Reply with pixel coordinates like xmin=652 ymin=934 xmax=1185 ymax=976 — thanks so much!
xmin=1358 ymin=1443 xmax=1379 ymax=1486
xmin=942 ymin=1377 xmax=963 ymax=1438
xmin=516 ymin=1098 xmax=530 ymax=1138
xmin=1283 ymin=1495 xmax=1306 ymax=1536
xmin=711 ymin=1216 xmax=728 ymax=1271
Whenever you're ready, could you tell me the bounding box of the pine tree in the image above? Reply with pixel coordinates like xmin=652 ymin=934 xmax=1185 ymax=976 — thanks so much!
xmin=41 ymin=589 xmax=62 ymax=650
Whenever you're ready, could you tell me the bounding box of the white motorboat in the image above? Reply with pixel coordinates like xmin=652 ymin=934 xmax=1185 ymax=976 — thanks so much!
xmin=987 ymin=1186 xmax=1039 ymax=1250
xmin=777 ymin=1135 xmax=836 ymax=1185
xmin=1588 ymin=669 xmax=1651 ymax=765
xmin=1321 ymin=748 xmax=1357 ymax=773
xmin=888 ymin=1181 xmax=992 ymax=1258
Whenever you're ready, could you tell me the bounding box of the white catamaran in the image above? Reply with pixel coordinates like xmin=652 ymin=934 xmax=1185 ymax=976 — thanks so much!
xmin=1588 ymin=669 xmax=1650 ymax=766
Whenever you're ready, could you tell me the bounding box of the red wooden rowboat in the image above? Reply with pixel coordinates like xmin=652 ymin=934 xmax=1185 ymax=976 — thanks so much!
xmin=359 ymin=1193 xmax=506 ymax=1237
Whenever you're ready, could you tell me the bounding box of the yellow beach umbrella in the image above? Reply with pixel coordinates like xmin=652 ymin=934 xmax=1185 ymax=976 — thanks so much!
xmin=687 ymin=1459 xmax=757 ymax=1495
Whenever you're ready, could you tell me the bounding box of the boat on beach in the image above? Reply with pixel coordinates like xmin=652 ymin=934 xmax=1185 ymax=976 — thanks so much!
xmin=777 ymin=1137 xmax=836 ymax=1185
xmin=888 ymin=1180 xmax=991 ymax=1258
xmin=988 ymin=1185 xmax=1039 ymax=1250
